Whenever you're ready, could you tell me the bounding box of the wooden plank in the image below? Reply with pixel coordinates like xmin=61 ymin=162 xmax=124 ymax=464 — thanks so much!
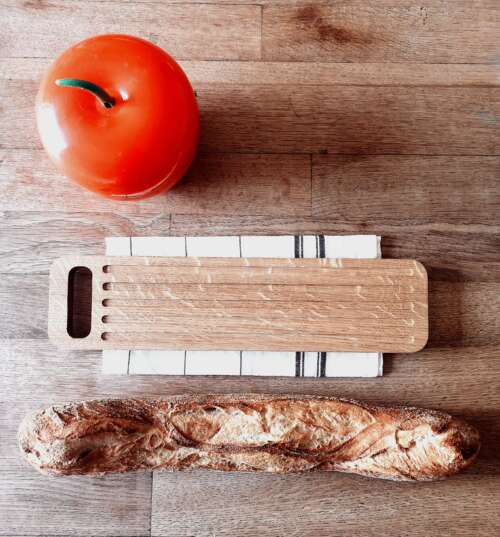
xmin=0 ymin=274 xmax=48 ymax=339
xmin=48 ymin=257 xmax=428 ymax=352
xmin=151 ymin=471 xmax=500 ymax=537
xmin=382 ymin=230 xmax=500 ymax=283
xmin=0 ymin=467 xmax=152 ymax=537
xmin=196 ymin=85 xmax=500 ymax=155
xmin=102 ymin=315 xmax=420 ymax=334
xmin=98 ymin=330 xmax=419 ymax=352
xmin=3 ymin=57 xmax=500 ymax=87
xmin=169 ymin=214 xmax=500 ymax=239
xmin=103 ymin=285 xmax=420 ymax=304
xmin=262 ymin=2 xmax=500 ymax=63
xmin=1 ymin=1 xmax=261 ymax=60
xmin=46 ymin=0 xmax=500 ymax=5
xmin=99 ymin=257 xmax=416 ymax=269
xmin=428 ymin=281 xmax=500 ymax=349
xmin=160 ymin=153 xmax=311 ymax=216
xmin=104 ymin=263 xmax=420 ymax=285
xmin=0 ymin=150 xmax=311 ymax=215
xmin=103 ymin=300 xmax=424 ymax=321
xmin=182 ymin=61 xmax=500 ymax=87
xmin=2 ymin=71 xmax=499 ymax=155
xmin=0 ymin=76 xmax=37 ymax=148
xmin=312 ymin=155 xmax=500 ymax=222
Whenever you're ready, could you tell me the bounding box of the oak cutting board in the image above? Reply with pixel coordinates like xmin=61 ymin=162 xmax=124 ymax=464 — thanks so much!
xmin=48 ymin=256 xmax=428 ymax=352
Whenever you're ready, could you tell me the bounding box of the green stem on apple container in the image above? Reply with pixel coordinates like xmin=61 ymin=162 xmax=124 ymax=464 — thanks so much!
xmin=55 ymin=78 xmax=115 ymax=108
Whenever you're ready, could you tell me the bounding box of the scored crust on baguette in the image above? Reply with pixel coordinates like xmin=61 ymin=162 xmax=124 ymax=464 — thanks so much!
xmin=18 ymin=394 xmax=480 ymax=481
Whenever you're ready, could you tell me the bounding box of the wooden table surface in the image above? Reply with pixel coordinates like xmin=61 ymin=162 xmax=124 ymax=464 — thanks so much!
xmin=1 ymin=1 xmax=499 ymax=535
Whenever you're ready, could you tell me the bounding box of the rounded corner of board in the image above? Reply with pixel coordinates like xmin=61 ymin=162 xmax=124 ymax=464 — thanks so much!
xmin=409 ymin=330 xmax=429 ymax=353
xmin=412 ymin=260 xmax=428 ymax=281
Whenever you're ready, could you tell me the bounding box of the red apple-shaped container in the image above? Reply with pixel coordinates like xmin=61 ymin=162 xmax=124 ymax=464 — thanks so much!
xmin=36 ymin=34 xmax=200 ymax=200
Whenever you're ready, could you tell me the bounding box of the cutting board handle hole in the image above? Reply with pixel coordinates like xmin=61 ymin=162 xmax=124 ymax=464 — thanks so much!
xmin=67 ymin=266 xmax=92 ymax=339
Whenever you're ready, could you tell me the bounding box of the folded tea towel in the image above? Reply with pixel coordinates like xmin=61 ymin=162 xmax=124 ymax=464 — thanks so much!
xmin=102 ymin=235 xmax=383 ymax=378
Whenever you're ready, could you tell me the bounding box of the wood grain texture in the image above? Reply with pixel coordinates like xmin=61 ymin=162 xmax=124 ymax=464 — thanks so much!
xmin=0 ymin=274 xmax=48 ymax=339
xmin=182 ymin=60 xmax=500 ymax=87
xmin=262 ymin=2 xmax=500 ymax=63
xmin=1 ymin=468 xmax=152 ymax=537
xmin=312 ymin=155 xmax=500 ymax=222
xmin=0 ymin=150 xmax=311 ymax=215
xmin=196 ymin=85 xmax=500 ymax=155
xmin=151 ymin=471 xmax=499 ymax=537
xmin=0 ymin=57 xmax=500 ymax=93
xmin=2 ymin=65 xmax=499 ymax=155
xmin=0 ymin=210 xmax=170 ymax=273
xmin=4 ymin=57 xmax=500 ymax=87
xmin=2 ymin=1 xmax=261 ymax=60
xmin=48 ymin=256 xmax=428 ymax=352
xmin=381 ymin=230 xmax=500 ymax=283
xmin=170 ymin=214 xmax=500 ymax=235
xmin=46 ymin=0 xmax=500 ymax=5
xmin=3 ymin=56 xmax=500 ymax=86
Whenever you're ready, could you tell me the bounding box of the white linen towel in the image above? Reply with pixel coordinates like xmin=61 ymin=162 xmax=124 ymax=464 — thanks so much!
xmin=102 ymin=235 xmax=383 ymax=377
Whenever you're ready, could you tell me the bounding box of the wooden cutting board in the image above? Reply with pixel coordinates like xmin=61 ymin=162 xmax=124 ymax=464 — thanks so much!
xmin=48 ymin=256 xmax=428 ymax=352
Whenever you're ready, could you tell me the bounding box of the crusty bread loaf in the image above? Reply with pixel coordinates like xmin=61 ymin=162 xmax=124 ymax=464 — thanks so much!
xmin=18 ymin=394 xmax=480 ymax=481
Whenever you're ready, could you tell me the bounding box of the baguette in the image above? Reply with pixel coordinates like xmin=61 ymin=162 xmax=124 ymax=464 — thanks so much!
xmin=18 ymin=394 xmax=480 ymax=481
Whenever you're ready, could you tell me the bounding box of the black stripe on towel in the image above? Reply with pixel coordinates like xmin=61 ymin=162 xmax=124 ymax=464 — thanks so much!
xmin=294 ymin=236 xmax=300 ymax=258
xmin=319 ymin=235 xmax=326 ymax=258
xmin=320 ymin=352 xmax=327 ymax=377
xmin=295 ymin=351 xmax=301 ymax=377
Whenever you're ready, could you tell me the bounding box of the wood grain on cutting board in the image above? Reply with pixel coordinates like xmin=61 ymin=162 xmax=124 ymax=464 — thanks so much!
xmin=48 ymin=257 xmax=428 ymax=352
xmin=1 ymin=0 xmax=499 ymax=536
